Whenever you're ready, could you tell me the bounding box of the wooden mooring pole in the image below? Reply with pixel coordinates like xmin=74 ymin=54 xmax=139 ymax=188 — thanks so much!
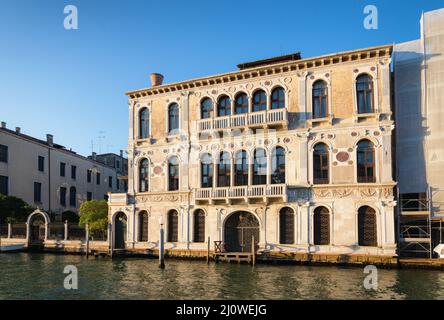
xmin=159 ymin=224 xmax=165 ymax=269
xmin=206 ymin=236 xmax=210 ymax=264
xmin=251 ymin=235 xmax=256 ymax=266
xmin=85 ymin=223 xmax=90 ymax=259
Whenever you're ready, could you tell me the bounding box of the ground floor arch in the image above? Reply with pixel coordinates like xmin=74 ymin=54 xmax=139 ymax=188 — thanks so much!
xmin=224 ymin=211 xmax=259 ymax=252
xmin=114 ymin=212 xmax=127 ymax=249
xmin=26 ymin=209 xmax=50 ymax=245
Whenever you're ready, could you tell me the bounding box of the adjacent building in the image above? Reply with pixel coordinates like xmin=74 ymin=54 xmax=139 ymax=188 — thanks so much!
xmin=108 ymin=43 xmax=397 ymax=258
xmin=0 ymin=122 xmax=127 ymax=219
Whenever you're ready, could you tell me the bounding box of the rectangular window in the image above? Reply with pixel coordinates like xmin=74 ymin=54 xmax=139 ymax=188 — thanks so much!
xmin=60 ymin=187 xmax=66 ymax=206
xmin=96 ymin=172 xmax=101 ymax=185
xmin=0 ymin=175 xmax=8 ymax=195
xmin=34 ymin=182 xmax=42 ymax=203
xmin=0 ymin=145 xmax=8 ymax=163
xmin=87 ymin=192 xmax=92 ymax=201
xmin=116 ymin=179 xmax=120 ymax=190
xmin=38 ymin=156 xmax=44 ymax=172
xmin=60 ymin=162 xmax=66 ymax=177
xmin=108 ymin=176 xmax=113 ymax=188
xmin=87 ymin=169 xmax=92 ymax=183
xmin=104 ymin=194 xmax=109 ymax=201
xmin=71 ymin=165 xmax=77 ymax=179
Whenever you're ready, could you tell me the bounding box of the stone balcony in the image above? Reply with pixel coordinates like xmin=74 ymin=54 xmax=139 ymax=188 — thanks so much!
xmin=108 ymin=193 xmax=128 ymax=205
xmin=194 ymin=184 xmax=287 ymax=204
xmin=196 ymin=109 xmax=287 ymax=133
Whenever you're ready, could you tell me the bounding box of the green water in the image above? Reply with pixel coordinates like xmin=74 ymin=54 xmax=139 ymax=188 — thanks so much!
xmin=0 ymin=253 xmax=443 ymax=300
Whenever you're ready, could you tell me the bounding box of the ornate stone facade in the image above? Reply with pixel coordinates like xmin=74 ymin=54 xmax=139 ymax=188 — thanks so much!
xmin=108 ymin=44 xmax=397 ymax=257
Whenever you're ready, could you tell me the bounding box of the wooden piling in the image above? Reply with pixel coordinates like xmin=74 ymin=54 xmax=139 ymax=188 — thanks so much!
xmin=206 ymin=236 xmax=210 ymax=264
xmin=85 ymin=223 xmax=90 ymax=259
xmin=251 ymin=235 xmax=256 ymax=266
xmin=159 ymin=226 xmax=165 ymax=269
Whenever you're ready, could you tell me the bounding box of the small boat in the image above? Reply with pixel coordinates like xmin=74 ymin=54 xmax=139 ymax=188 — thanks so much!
xmin=433 ymin=244 xmax=444 ymax=258
xmin=0 ymin=244 xmax=26 ymax=252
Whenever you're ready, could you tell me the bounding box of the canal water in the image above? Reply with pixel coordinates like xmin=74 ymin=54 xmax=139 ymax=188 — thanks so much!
xmin=0 ymin=253 xmax=443 ymax=300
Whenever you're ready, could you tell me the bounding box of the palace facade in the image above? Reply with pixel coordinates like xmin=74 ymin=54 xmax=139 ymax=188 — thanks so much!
xmin=108 ymin=44 xmax=397 ymax=258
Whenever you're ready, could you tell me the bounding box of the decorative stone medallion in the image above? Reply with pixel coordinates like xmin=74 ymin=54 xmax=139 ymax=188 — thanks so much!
xmin=336 ymin=152 xmax=350 ymax=162
xmin=153 ymin=166 xmax=163 ymax=175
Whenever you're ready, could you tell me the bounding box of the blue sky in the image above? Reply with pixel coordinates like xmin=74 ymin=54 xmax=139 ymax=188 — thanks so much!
xmin=0 ymin=0 xmax=442 ymax=156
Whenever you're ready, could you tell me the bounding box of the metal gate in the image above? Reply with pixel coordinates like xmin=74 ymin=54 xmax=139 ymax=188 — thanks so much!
xmin=224 ymin=211 xmax=259 ymax=252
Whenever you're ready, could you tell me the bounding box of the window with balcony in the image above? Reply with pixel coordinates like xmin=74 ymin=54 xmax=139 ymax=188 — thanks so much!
xmin=193 ymin=209 xmax=205 ymax=243
xmin=217 ymin=95 xmax=231 ymax=117
xmin=200 ymin=153 xmax=213 ymax=188
xmin=279 ymin=207 xmax=294 ymax=244
xmin=234 ymin=92 xmax=248 ymax=114
xmin=201 ymin=98 xmax=213 ymax=119
xmin=69 ymin=186 xmax=76 ymax=207
xmin=313 ymin=206 xmax=330 ymax=245
xmin=271 ymin=146 xmax=285 ymax=184
xmin=252 ymin=90 xmax=267 ymax=112
xmin=168 ymin=103 xmax=179 ymax=134
xmin=271 ymin=87 xmax=285 ymax=109
xmin=168 ymin=156 xmax=179 ymax=191
xmin=139 ymin=158 xmax=149 ymax=192
xmin=167 ymin=210 xmax=179 ymax=242
xmin=313 ymin=143 xmax=329 ymax=184
xmin=356 ymin=74 xmax=374 ymax=114
xmin=139 ymin=107 xmax=150 ymax=139
xmin=253 ymin=148 xmax=267 ymax=185
xmin=234 ymin=150 xmax=248 ymax=186
xmin=217 ymin=151 xmax=231 ymax=187
xmin=312 ymin=80 xmax=328 ymax=119
xmin=357 ymin=139 xmax=375 ymax=183
xmin=358 ymin=206 xmax=377 ymax=246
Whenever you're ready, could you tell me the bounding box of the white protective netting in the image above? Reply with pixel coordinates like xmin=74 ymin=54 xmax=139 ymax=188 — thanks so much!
xmin=395 ymin=8 xmax=444 ymax=216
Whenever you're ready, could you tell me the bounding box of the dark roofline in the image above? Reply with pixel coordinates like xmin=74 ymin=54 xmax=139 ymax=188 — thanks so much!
xmin=237 ymin=52 xmax=302 ymax=70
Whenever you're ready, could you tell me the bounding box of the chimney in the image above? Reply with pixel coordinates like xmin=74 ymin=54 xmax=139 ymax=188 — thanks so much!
xmin=46 ymin=134 xmax=53 ymax=146
xmin=150 ymin=73 xmax=164 ymax=87
xmin=120 ymin=149 xmax=123 ymax=157
xmin=92 ymin=152 xmax=97 ymax=160
xmin=1 ymin=122 xmax=5 ymax=129
xmin=15 ymin=127 xmax=21 ymax=134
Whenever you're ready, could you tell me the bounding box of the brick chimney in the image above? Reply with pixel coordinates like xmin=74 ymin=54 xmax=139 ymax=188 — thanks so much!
xmin=120 ymin=149 xmax=123 ymax=157
xmin=92 ymin=152 xmax=97 ymax=160
xmin=1 ymin=122 xmax=5 ymax=129
xmin=46 ymin=134 xmax=54 ymax=147
xmin=15 ymin=127 xmax=21 ymax=134
xmin=150 ymin=73 xmax=164 ymax=87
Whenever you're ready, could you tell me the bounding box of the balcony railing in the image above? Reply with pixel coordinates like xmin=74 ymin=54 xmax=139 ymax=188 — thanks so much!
xmin=197 ymin=109 xmax=287 ymax=132
xmin=194 ymin=184 xmax=287 ymax=201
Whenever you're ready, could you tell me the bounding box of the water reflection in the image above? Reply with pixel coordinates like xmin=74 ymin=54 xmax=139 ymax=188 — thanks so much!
xmin=0 ymin=253 xmax=443 ymax=300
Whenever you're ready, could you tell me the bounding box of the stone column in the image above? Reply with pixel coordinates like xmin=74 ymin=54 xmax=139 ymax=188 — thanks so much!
xmin=64 ymin=221 xmax=68 ymax=241
xmin=7 ymin=223 xmax=11 ymax=239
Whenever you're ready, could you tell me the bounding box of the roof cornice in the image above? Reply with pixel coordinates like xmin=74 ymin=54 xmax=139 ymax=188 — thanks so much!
xmin=126 ymin=44 xmax=393 ymax=99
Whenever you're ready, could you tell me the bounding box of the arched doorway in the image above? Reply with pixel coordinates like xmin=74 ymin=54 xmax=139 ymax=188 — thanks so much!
xmin=224 ymin=211 xmax=259 ymax=252
xmin=26 ymin=209 xmax=50 ymax=245
xmin=114 ymin=212 xmax=127 ymax=249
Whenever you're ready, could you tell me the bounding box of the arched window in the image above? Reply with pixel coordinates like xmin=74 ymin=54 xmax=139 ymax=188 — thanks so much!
xmin=358 ymin=206 xmax=377 ymax=246
xmin=217 ymin=95 xmax=231 ymax=117
xmin=313 ymin=143 xmax=329 ymax=184
xmin=279 ymin=207 xmax=294 ymax=244
xmin=357 ymin=140 xmax=375 ymax=183
xmin=252 ymin=90 xmax=267 ymax=112
xmin=253 ymin=148 xmax=267 ymax=185
xmin=313 ymin=207 xmax=330 ymax=245
xmin=168 ymin=103 xmax=179 ymax=133
xmin=139 ymin=108 xmax=150 ymax=139
xmin=139 ymin=158 xmax=149 ymax=192
xmin=271 ymin=147 xmax=285 ymax=184
xmin=69 ymin=186 xmax=76 ymax=207
xmin=138 ymin=211 xmax=149 ymax=242
xmin=235 ymin=92 xmax=248 ymax=114
xmin=312 ymin=80 xmax=328 ymax=119
xmin=234 ymin=150 xmax=248 ymax=186
xmin=201 ymin=98 xmax=213 ymax=119
xmin=200 ymin=153 xmax=213 ymax=188
xmin=193 ymin=209 xmax=205 ymax=243
xmin=356 ymin=74 xmax=374 ymax=114
xmin=271 ymin=87 xmax=285 ymax=109
xmin=168 ymin=156 xmax=179 ymax=191
xmin=217 ymin=152 xmax=231 ymax=187
xmin=167 ymin=210 xmax=178 ymax=242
